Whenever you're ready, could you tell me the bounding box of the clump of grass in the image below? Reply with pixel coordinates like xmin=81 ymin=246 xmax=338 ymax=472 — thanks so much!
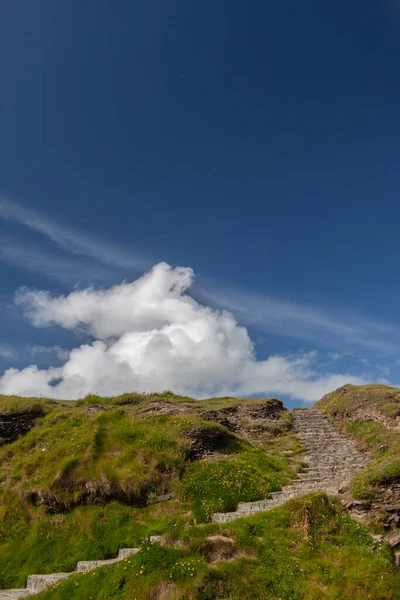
xmin=182 ymin=451 xmax=295 ymax=521
xmin=316 ymin=383 xmax=400 ymax=420
xmin=0 ymin=395 xmax=56 ymax=415
xmin=0 ymin=409 xmax=194 ymax=510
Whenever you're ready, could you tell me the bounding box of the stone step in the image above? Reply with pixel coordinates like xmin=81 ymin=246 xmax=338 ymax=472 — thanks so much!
xmin=76 ymin=558 xmax=119 ymax=572
xmin=75 ymin=546 xmax=140 ymax=572
xmin=271 ymin=488 xmax=339 ymax=502
xmin=298 ymin=439 xmax=352 ymax=444
xmin=297 ymin=475 xmax=347 ymax=483
xmin=0 ymin=591 xmax=34 ymax=599
xmin=237 ymin=500 xmax=272 ymax=512
xmin=304 ymin=455 xmax=366 ymax=462
xmin=303 ymin=466 xmax=356 ymax=472
xmin=303 ymin=438 xmax=348 ymax=443
xmin=299 ymin=437 xmax=345 ymax=441
xmin=283 ymin=484 xmax=342 ymax=495
xmin=308 ymin=469 xmax=359 ymax=477
xmin=302 ymin=448 xmax=360 ymax=453
xmin=26 ymin=574 xmax=71 ymax=593
xmin=297 ymin=432 xmax=340 ymax=436
xmin=212 ymin=511 xmax=252 ymax=523
xmin=118 ymin=548 xmax=140 ymax=559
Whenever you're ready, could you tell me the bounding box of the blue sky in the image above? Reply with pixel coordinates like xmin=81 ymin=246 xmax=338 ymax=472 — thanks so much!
xmin=1 ymin=1 xmax=400 ymax=406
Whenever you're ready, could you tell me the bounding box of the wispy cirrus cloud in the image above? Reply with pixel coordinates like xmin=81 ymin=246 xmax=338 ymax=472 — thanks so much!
xmin=0 ymin=197 xmax=150 ymax=271
xmin=0 ymin=345 xmax=16 ymax=360
xmin=0 ymin=235 xmax=122 ymax=285
xmin=196 ymin=281 xmax=400 ymax=356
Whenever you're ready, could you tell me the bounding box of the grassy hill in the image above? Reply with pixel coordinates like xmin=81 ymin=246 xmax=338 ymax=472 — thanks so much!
xmin=0 ymin=387 xmax=399 ymax=599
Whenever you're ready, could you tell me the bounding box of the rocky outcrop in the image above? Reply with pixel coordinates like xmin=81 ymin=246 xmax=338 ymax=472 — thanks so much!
xmin=185 ymin=426 xmax=235 ymax=460
xmin=201 ymin=399 xmax=289 ymax=442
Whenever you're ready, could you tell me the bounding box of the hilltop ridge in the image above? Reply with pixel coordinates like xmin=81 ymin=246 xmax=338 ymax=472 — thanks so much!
xmin=0 ymin=386 xmax=399 ymax=598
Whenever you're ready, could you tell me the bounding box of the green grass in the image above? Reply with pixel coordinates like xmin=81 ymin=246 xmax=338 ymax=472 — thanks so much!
xmin=344 ymin=421 xmax=400 ymax=499
xmin=2 ymin=389 xmax=400 ymax=598
xmin=34 ymin=494 xmax=400 ymax=600
xmin=182 ymin=451 xmax=295 ymax=521
xmin=0 ymin=394 xmax=56 ymax=415
xmin=316 ymin=383 xmax=400 ymax=420
xmin=0 ymin=408 xmax=192 ymax=510
xmin=0 ymin=392 xmax=298 ymax=588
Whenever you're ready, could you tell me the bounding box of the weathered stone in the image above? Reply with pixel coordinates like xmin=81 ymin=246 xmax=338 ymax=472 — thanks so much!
xmin=26 ymin=573 xmax=71 ymax=593
xmin=149 ymin=535 xmax=163 ymax=544
xmin=118 ymin=548 xmax=140 ymax=559
xmin=154 ymin=493 xmax=174 ymax=503
xmin=383 ymin=504 xmax=400 ymax=512
xmin=76 ymin=559 xmax=119 ymax=572
xmin=385 ymin=532 xmax=400 ymax=548
xmin=0 ymin=591 xmax=34 ymax=599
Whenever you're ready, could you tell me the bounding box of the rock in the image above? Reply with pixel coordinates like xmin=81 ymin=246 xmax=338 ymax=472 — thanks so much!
xmin=384 ymin=504 xmax=400 ymax=512
xmin=202 ymin=410 xmax=237 ymax=432
xmin=385 ymin=532 xmax=400 ymax=548
xmin=387 ymin=514 xmax=400 ymax=524
xmin=154 ymin=493 xmax=174 ymax=503
xmin=149 ymin=535 xmax=163 ymax=544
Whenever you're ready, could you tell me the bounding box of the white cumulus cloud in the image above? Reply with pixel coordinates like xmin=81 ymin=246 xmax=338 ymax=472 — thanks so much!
xmin=0 ymin=263 xmax=365 ymax=402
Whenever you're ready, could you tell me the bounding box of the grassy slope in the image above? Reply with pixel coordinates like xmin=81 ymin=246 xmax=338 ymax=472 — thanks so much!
xmin=316 ymin=384 xmax=400 ymax=499
xmin=1 ymin=390 xmax=399 ymax=599
xmin=35 ymin=494 xmax=400 ymax=600
xmin=0 ymin=392 xmax=298 ymax=588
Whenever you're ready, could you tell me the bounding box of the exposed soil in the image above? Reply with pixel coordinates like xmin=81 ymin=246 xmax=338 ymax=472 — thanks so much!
xmin=0 ymin=411 xmax=44 ymax=446
xmin=184 ymin=426 xmax=236 ymax=460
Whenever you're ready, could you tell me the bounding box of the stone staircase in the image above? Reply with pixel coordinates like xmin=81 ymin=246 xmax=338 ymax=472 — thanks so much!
xmin=212 ymin=409 xmax=370 ymax=523
xmin=0 ymin=538 xmax=163 ymax=599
